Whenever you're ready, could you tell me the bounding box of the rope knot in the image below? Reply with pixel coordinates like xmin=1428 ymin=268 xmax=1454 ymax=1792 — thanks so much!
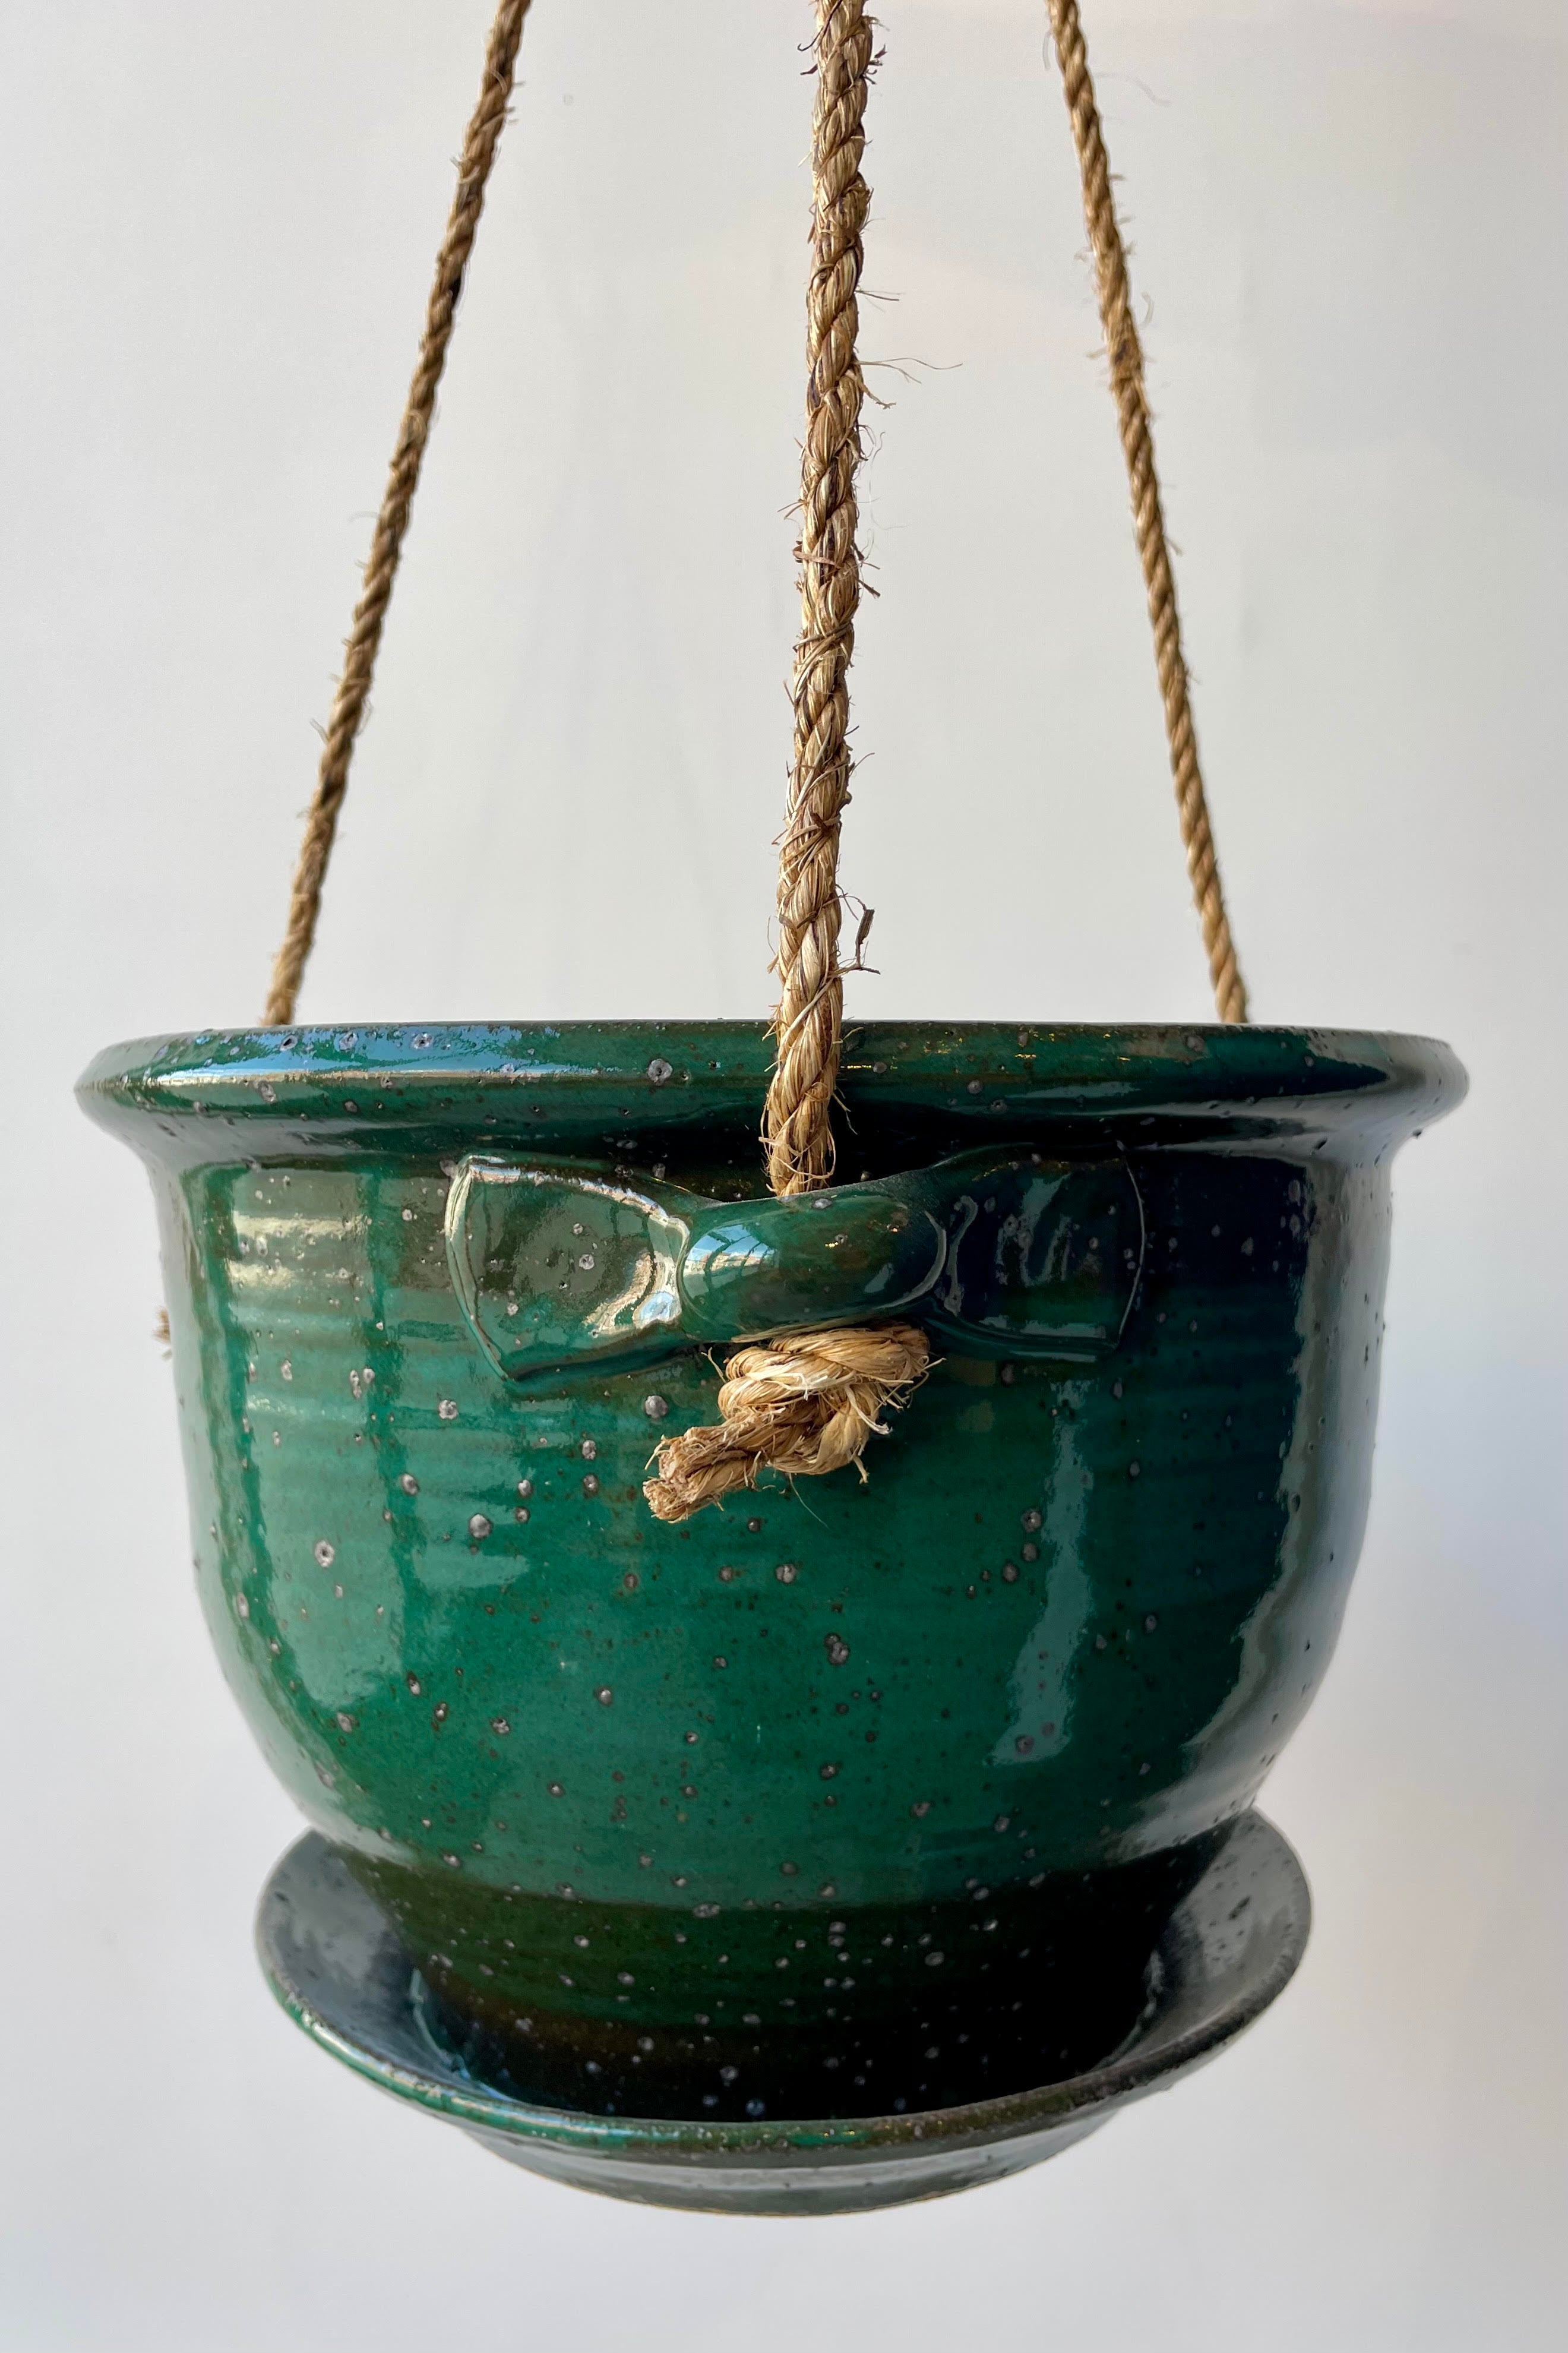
xmin=643 ymin=1322 xmax=930 ymax=1524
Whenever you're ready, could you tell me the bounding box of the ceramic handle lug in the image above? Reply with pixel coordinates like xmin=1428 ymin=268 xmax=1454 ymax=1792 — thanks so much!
xmin=445 ymin=1148 xmax=1145 ymax=1382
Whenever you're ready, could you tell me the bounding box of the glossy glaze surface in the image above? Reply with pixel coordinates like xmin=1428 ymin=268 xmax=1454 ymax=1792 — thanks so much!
xmin=80 ymin=1021 xmax=1462 ymax=2118
xmin=256 ymin=1809 xmax=1311 ymax=2212
xmin=446 ymin=1147 xmax=1144 ymax=1378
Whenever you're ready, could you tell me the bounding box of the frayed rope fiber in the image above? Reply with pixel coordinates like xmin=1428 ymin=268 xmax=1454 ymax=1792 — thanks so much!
xmin=644 ymin=2 xmax=894 ymax=1524
xmin=643 ymin=1325 xmax=930 ymax=1525
xmin=649 ymin=1 xmax=1254 ymax=1522
xmin=264 ymin=0 xmax=535 ymax=1029
xmin=257 ymin=1 xmax=1250 ymax=1520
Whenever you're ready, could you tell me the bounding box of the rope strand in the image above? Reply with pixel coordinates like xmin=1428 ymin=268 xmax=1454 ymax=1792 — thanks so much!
xmin=764 ymin=0 xmax=877 ymax=1195
xmin=644 ymin=3 xmax=931 ymax=1524
xmin=1044 ymin=0 xmax=1248 ymax=1022
xmin=257 ymin=2 xmax=1248 ymax=1514
xmin=643 ymin=1325 xmax=928 ymax=1524
xmin=263 ymin=0 xmax=535 ymax=1028
xmin=652 ymin=2 xmax=1248 ymax=1520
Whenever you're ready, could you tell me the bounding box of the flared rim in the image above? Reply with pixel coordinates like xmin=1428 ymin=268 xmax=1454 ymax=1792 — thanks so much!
xmin=78 ymin=1019 xmax=1464 ymax=1168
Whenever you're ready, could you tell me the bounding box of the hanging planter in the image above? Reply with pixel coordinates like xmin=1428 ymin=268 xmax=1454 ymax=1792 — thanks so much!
xmin=81 ymin=1018 xmax=1456 ymax=2188
xmin=80 ymin=0 xmax=1462 ymax=2211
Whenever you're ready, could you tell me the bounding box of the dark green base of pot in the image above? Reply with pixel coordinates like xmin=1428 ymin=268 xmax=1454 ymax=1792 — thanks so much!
xmin=257 ymin=1813 xmax=1309 ymax=2213
xmin=372 ymin=1836 xmax=1226 ymax=2123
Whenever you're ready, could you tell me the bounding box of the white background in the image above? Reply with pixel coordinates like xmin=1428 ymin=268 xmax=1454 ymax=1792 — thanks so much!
xmin=2 ymin=2 xmax=1564 ymax=2345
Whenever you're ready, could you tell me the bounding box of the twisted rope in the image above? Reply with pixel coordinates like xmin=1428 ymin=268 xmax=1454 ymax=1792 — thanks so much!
xmin=764 ymin=0 xmax=875 ymax=1196
xmin=1045 ymin=0 xmax=1247 ymax=1023
xmin=644 ymin=1325 xmax=928 ymax=1524
xmin=254 ymin=1 xmax=1248 ymax=1511
xmin=263 ymin=0 xmax=535 ymax=1028
xmin=646 ymin=3 xmax=930 ymax=1523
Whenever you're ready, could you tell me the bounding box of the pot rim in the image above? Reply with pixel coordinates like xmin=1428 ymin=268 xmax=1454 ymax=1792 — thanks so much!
xmin=79 ymin=1012 xmax=1459 ymax=1167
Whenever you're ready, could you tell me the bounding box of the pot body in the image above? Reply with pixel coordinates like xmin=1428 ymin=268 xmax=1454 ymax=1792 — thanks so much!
xmin=80 ymin=1022 xmax=1461 ymax=2120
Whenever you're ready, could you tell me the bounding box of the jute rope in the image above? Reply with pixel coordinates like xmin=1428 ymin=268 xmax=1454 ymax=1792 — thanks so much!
xmin=1045 ymin=0 xmax=1247 ymax=1023
xmin=643 ymin=1325 xmax=929 ymax=1523
xmin=649 ymin=1 xmax=1250 ymax=1517
xmin=252 ymin=4 xmax=1248 ymax=1511
xmin=263 ymin=0 xmax=535 ymax=1028
xmin=764 ymin=0 xmax=875 ymax=1202
xmin=643 ymin=1 xmax=932 ymax=1524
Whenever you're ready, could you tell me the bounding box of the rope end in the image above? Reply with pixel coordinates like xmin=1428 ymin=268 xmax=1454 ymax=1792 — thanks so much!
xmin=643 ymin=1322 xmax=930 ymax=1524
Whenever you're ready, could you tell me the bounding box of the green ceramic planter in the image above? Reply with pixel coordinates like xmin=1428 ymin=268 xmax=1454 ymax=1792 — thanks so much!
xmin=79 ymin=1021 xmax=1462 ymax=2124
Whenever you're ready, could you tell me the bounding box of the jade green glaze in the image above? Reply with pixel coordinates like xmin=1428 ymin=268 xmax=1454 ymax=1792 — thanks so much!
xmin=79 ymin=1021 xmax=1462 ymax=2124
xmin=257 ymin=1813 xmax=1311 ymax=2212
xmin=445 ymin=1148 xmax=1143 ymax=1377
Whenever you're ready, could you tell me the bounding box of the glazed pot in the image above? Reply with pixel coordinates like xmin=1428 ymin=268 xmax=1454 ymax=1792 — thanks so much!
xmin=79 ymin=1021 xmax=1462 ymax=2123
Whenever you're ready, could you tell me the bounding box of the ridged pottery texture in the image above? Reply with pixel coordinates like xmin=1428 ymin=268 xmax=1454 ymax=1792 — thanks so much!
xmin=80 ymin=1023 xmax=1462 ymax=2124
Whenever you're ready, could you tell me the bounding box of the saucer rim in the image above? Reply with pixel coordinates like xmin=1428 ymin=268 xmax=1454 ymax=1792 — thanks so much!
xmin=257 ymin=1811 xmax=1310 ymax=2165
